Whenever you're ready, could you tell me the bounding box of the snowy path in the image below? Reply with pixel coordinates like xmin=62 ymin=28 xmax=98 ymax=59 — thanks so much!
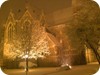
xmin=2 ymin=62 xmax=99 ymax=75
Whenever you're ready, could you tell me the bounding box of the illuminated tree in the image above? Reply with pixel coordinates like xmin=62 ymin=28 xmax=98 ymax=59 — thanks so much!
xmin=2 ymin=8 xmax=51 ymax=69
xmin=5 ymin=21 xmax=50 ymax=61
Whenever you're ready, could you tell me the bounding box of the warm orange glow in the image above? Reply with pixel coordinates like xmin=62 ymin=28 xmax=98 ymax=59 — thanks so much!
xmin=52 ymin=45 xmax=55 ymax=47
xmin=23 ymin=55 xmax=28 ymax=58
xmin=61 ymin=63 xmax=72 ymax=69
xmin=69 ymin=65 xmax=72 ymax=69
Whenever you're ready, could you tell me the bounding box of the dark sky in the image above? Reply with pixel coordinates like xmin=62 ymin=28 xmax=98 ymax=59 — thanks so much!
xmin=0 ymin=0 xmax=72 ymax=25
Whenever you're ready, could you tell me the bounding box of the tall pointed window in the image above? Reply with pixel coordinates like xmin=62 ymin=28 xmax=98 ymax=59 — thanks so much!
xmin=23 ymin=20 xmax=31 ymax=33
xmin=21 ymin=20 xmax=32 ymax=41
xmin=7 ymin=23 xmax=14 ymax=42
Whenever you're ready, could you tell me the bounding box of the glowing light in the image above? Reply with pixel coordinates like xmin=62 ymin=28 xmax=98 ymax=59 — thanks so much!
xmin=93 ymin=67 xmax=100 ymax=75
xmin=61 ymin=63 xmax=72 ymax=69
xmin=93 ymin=0 xmax=100 ymax=7
xmin=66 ymin=64 xmax=69 ymax=66
xmin=24 ymin=67 xmax=27 ymax=71
xmin=0 ymin=67 xmax=7 ymax=75
xmin=0 ymin=0 xmax=7 ymax=7
xmin=22 ymin=55 xmax=28 ymax=59
xmin=25 ymin=55 xmax=28 ymax=58
xmin=52 ymin=45 xmax=55 ymax=47
xmin=69 ymin=65 xmax=72 ymax=69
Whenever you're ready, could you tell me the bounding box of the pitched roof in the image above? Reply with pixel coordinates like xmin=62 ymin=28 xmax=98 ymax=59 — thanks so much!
xmin=8 ymin=3 xmax=41 ymax=20
xmin=46 ymin=32 xmax=61 ymax=47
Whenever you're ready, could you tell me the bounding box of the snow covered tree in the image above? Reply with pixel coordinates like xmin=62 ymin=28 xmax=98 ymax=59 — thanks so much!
xmin=73 ymin=0 xmax=100 ymax=64
xmin=5 ymin=21 xmax=50 ymax=61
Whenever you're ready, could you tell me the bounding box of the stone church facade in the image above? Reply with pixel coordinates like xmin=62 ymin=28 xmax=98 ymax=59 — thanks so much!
xmin=3 ymin=7 xmax=62 ymax=68
xmin=0 ymin=0 xmax=99 ymax=69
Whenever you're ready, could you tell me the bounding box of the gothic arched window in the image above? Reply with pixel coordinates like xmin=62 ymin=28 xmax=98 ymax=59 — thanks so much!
xmin=23 ymin=20 xmax=31 ymax=33
xmin=21 ymin=20 xmax=32 ymax=40
xmin=7 ymin=23 xmax=14 ymax=42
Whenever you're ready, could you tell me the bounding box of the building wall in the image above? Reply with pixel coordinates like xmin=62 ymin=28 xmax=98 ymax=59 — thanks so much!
xmin=3 ymin=9 xmax=62 ymax=68
xmin=46 ymin=7 xmax=72 ymax=26
xmin=47 ymin=23 xmax=87 ymax=65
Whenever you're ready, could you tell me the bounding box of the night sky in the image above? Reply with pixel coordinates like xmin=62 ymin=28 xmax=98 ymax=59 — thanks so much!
xmin=0 ymin=0 xmax=72 ymax=25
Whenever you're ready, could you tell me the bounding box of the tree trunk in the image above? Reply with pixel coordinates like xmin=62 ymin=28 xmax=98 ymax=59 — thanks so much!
xmin=85 ymin=39 xmax=100 ymax=64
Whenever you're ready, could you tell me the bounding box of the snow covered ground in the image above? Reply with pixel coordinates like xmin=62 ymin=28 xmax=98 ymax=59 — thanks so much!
xmin=2 ymin=62 xmax=100 ymax=75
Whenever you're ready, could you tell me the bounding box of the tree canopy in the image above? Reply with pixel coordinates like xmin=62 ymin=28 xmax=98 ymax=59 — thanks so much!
xmin=72 ymin=0 xmax=100 ymax=63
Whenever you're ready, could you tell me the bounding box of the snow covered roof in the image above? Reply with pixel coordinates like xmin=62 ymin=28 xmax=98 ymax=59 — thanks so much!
xmin=46 ymin=33 xmax=61 ymax=47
